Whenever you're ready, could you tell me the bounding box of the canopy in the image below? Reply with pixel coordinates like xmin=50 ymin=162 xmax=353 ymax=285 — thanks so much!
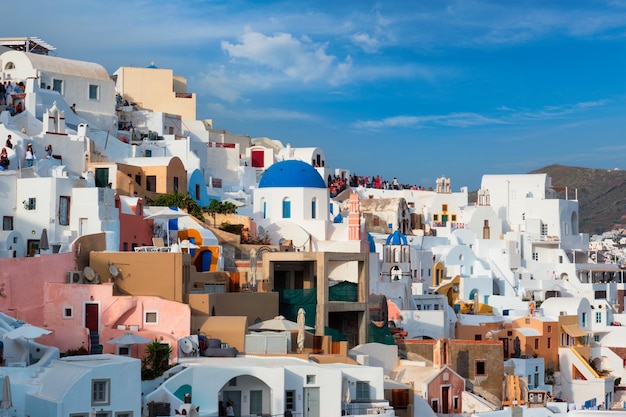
xmin=249 ymin=315 xmax=313 ymax=332
xmin=107 ymin=332 xmax=151 ymax=345
xmin=144 ymin=207 xmax=189 ymax=246
xmin=4 ymin=324 xmax=51 ymax=340
xmin=562 ymin=324 xmax=588 ymax=337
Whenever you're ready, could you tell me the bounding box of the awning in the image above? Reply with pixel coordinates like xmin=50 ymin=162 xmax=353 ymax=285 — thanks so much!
xmin=562 ymin=324 xmax=588 ymax=337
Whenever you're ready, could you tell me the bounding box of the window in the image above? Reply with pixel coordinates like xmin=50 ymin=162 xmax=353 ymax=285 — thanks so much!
xmin=91 ymin=379 xmax=110 ymax=405
xmin=118 ymin=346 xmax=130 ymax=356
xmin=431 ymin=399 xmax=438 ymax=412
xmin=24 ymin=198 xmax=36 ymax=210
xmin=541 ymin=223 xmax=548 ymax=236
xmin=596 ymin=312 xmax=602 ymax=323
xmin=52 ymin=79 xmax=63 ymax=94
xmin=195 ymin=184 xmax=200 ymax=200
xmin=4 ymin=62 xmax=14 ymax=70
xmin=89 ymin=84 xmax=99 ymax=100
xmin=173 ymin=177 xmax=179 ymax=193
xmin=594 ymin=335 xmax=600 ymax=342
xmin=532 ymin=252 xmax=539 ymax=261
xmin=433 ymin=214 xmax=439 ymax=221
xmin=453 ymin=396 xmax=459 ymax=410
xmin=250 ymin=390 xmax=263 ymax=415
xmin=582 ymin=312 xmax=587 ymax=327
xmin=228 ymin=377 xmax=237 ymax=386
xmin=144 ymin=311 xmax=158 ymax=324
xmin=282 ymin=198 xmax=291 ymax=219
xmin=525 ymin=318 xmax=530 ymax=324
xmin=2 ymin=216 xmax=12 ymax=231
xmin=146 ymin=176 xmax=156 ymax=192
xmin=356 ymin=381 xmax=370 ymax=400
xmin=306 ymin=375 xmax=316 ymax=384
xmin=311 ymin=198 xmax=317 ymax=219
xmin=547 ymin=338 xmax=551 ymax=348
xmin=474 ymin=334 xmax=482 ymax=341
xmin=451 ymin=214 xmax=457 ymax=221
xmin=59 ymin=196 xmax=70 ymax=226
xmin=135 ymin=174 xmax=141 ymax=186
xmin=534 ymin=339 xmax=539 ymax=349
xmin=442 ymin=204 xmax=448 ymax=211
xmin=285 ymin=390 xmax=295 ymax=410
xmin=262 ymin=200 xmax=267 ymax=219
xmin=475 ymin=360 xmax=486 ymax=376
xmin=63 ymin=307 xmax=73 ymax=319
xmin=547 ymin=325 xmax=552 ymax=333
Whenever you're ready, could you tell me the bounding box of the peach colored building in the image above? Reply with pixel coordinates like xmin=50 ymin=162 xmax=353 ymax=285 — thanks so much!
xmin=113 ymin=66 xmax=197 ymax=120
xmin=510 ymin=315 xmax=559 ymax=370
xmin=88 ymin=156 xmax=187 ymax=200
xmin=43 ymin=281 xmax=190 ymax=358
xmin=117 ymin=156 xmax=188 ymax=200
xmin=455 ymin=316 xmax=505 ymax=342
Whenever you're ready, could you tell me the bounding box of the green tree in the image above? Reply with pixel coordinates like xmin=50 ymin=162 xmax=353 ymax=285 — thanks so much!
xmin=151 ymin=192 xmax=204 ymax=220
xmin=141 ymin=340 xmax=172 ymax=380
xmin=206 ymin=199 xmax=238 ymax=214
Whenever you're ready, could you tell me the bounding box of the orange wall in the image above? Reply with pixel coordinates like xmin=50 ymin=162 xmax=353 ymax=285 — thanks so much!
xmin=89 ymin=251 xmax=189 ymax=302
xmin=511 ymin=317 xmax=559 ymax=369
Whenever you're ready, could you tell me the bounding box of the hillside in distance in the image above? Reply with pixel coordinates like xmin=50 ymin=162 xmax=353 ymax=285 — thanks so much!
xmin=531 ymin=165 xmax=626 ymax=235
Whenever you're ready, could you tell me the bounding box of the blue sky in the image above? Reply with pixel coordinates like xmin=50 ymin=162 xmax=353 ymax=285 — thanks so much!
xmin=10 ymin=0 xmax=626 ymax=190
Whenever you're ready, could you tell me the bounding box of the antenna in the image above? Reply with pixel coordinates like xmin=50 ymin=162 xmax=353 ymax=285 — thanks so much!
xmin=84 ymin=266 xmax=97 ymax=282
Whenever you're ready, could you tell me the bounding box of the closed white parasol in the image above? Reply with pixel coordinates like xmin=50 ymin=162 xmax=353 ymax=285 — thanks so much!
xmin=297 ymin=308 xmax=306 ymax=353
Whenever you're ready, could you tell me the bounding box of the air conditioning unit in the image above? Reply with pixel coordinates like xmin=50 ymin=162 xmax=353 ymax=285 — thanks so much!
xmin=66 ymin=271 xmax=83 ymax=284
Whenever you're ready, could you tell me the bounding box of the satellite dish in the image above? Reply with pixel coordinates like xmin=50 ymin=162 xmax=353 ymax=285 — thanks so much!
xmin=84 ymin=266 xmax=96 ymax=282
xmin=109 ymin=264 xmax=120 ymax=278
xmin=180 ymin=337 xmax=193 ymax=354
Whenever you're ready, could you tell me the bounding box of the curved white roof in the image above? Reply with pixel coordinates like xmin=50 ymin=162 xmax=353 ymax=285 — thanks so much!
xmin=16 ymin=51 xmax=110 ymax=80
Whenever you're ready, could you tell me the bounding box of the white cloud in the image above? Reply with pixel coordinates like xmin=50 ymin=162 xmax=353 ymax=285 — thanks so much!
xmin=351 ymin=32 xmax=380 ymax=53
xmin=353 ymin=100 xmax=610 ymax=131
xmin=221 ymin=29 xmax=350 ymax=83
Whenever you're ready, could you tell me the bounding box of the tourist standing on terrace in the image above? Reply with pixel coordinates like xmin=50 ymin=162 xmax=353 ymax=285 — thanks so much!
xmin=25 ymin=143 xmax=35 ymax=167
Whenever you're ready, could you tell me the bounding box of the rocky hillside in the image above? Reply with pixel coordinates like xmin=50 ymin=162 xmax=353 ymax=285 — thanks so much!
xmin=530 ymin=165 xmax=626 ymax=235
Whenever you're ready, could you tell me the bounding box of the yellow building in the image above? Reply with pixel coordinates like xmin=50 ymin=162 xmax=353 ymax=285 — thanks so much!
xmin=113 ymin=65 xmax=196 ymax=120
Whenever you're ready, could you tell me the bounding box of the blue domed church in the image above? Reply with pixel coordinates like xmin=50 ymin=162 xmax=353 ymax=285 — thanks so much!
xmin=253 ymin=160 xmax=330 ymax=247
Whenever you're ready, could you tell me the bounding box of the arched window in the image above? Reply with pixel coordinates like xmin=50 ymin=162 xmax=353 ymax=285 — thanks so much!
xmin=311 ymin=198 xmax=317 ymax=219
xmin=282 ymin=198 xmax=291 ymax=219
xmin=4 ymin=62 xmax=14 ymax=70
xmin=391 ymin=266 xmax=401 ymax=281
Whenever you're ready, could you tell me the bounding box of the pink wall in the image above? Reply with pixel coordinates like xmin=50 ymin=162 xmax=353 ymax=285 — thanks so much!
xmin=0 ymin=252 xmax=75 ymax=347
xmin=117 ymin=196 xmax=154 ymax=251
xmin=44 ymin=282 xmax=190 ymax=357
xmin=0 ymin=252 xmax=190 ymax=360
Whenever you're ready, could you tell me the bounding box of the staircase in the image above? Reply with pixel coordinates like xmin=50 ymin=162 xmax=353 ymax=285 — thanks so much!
xmin=90 ymin=332 xmax=103 ymax=354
